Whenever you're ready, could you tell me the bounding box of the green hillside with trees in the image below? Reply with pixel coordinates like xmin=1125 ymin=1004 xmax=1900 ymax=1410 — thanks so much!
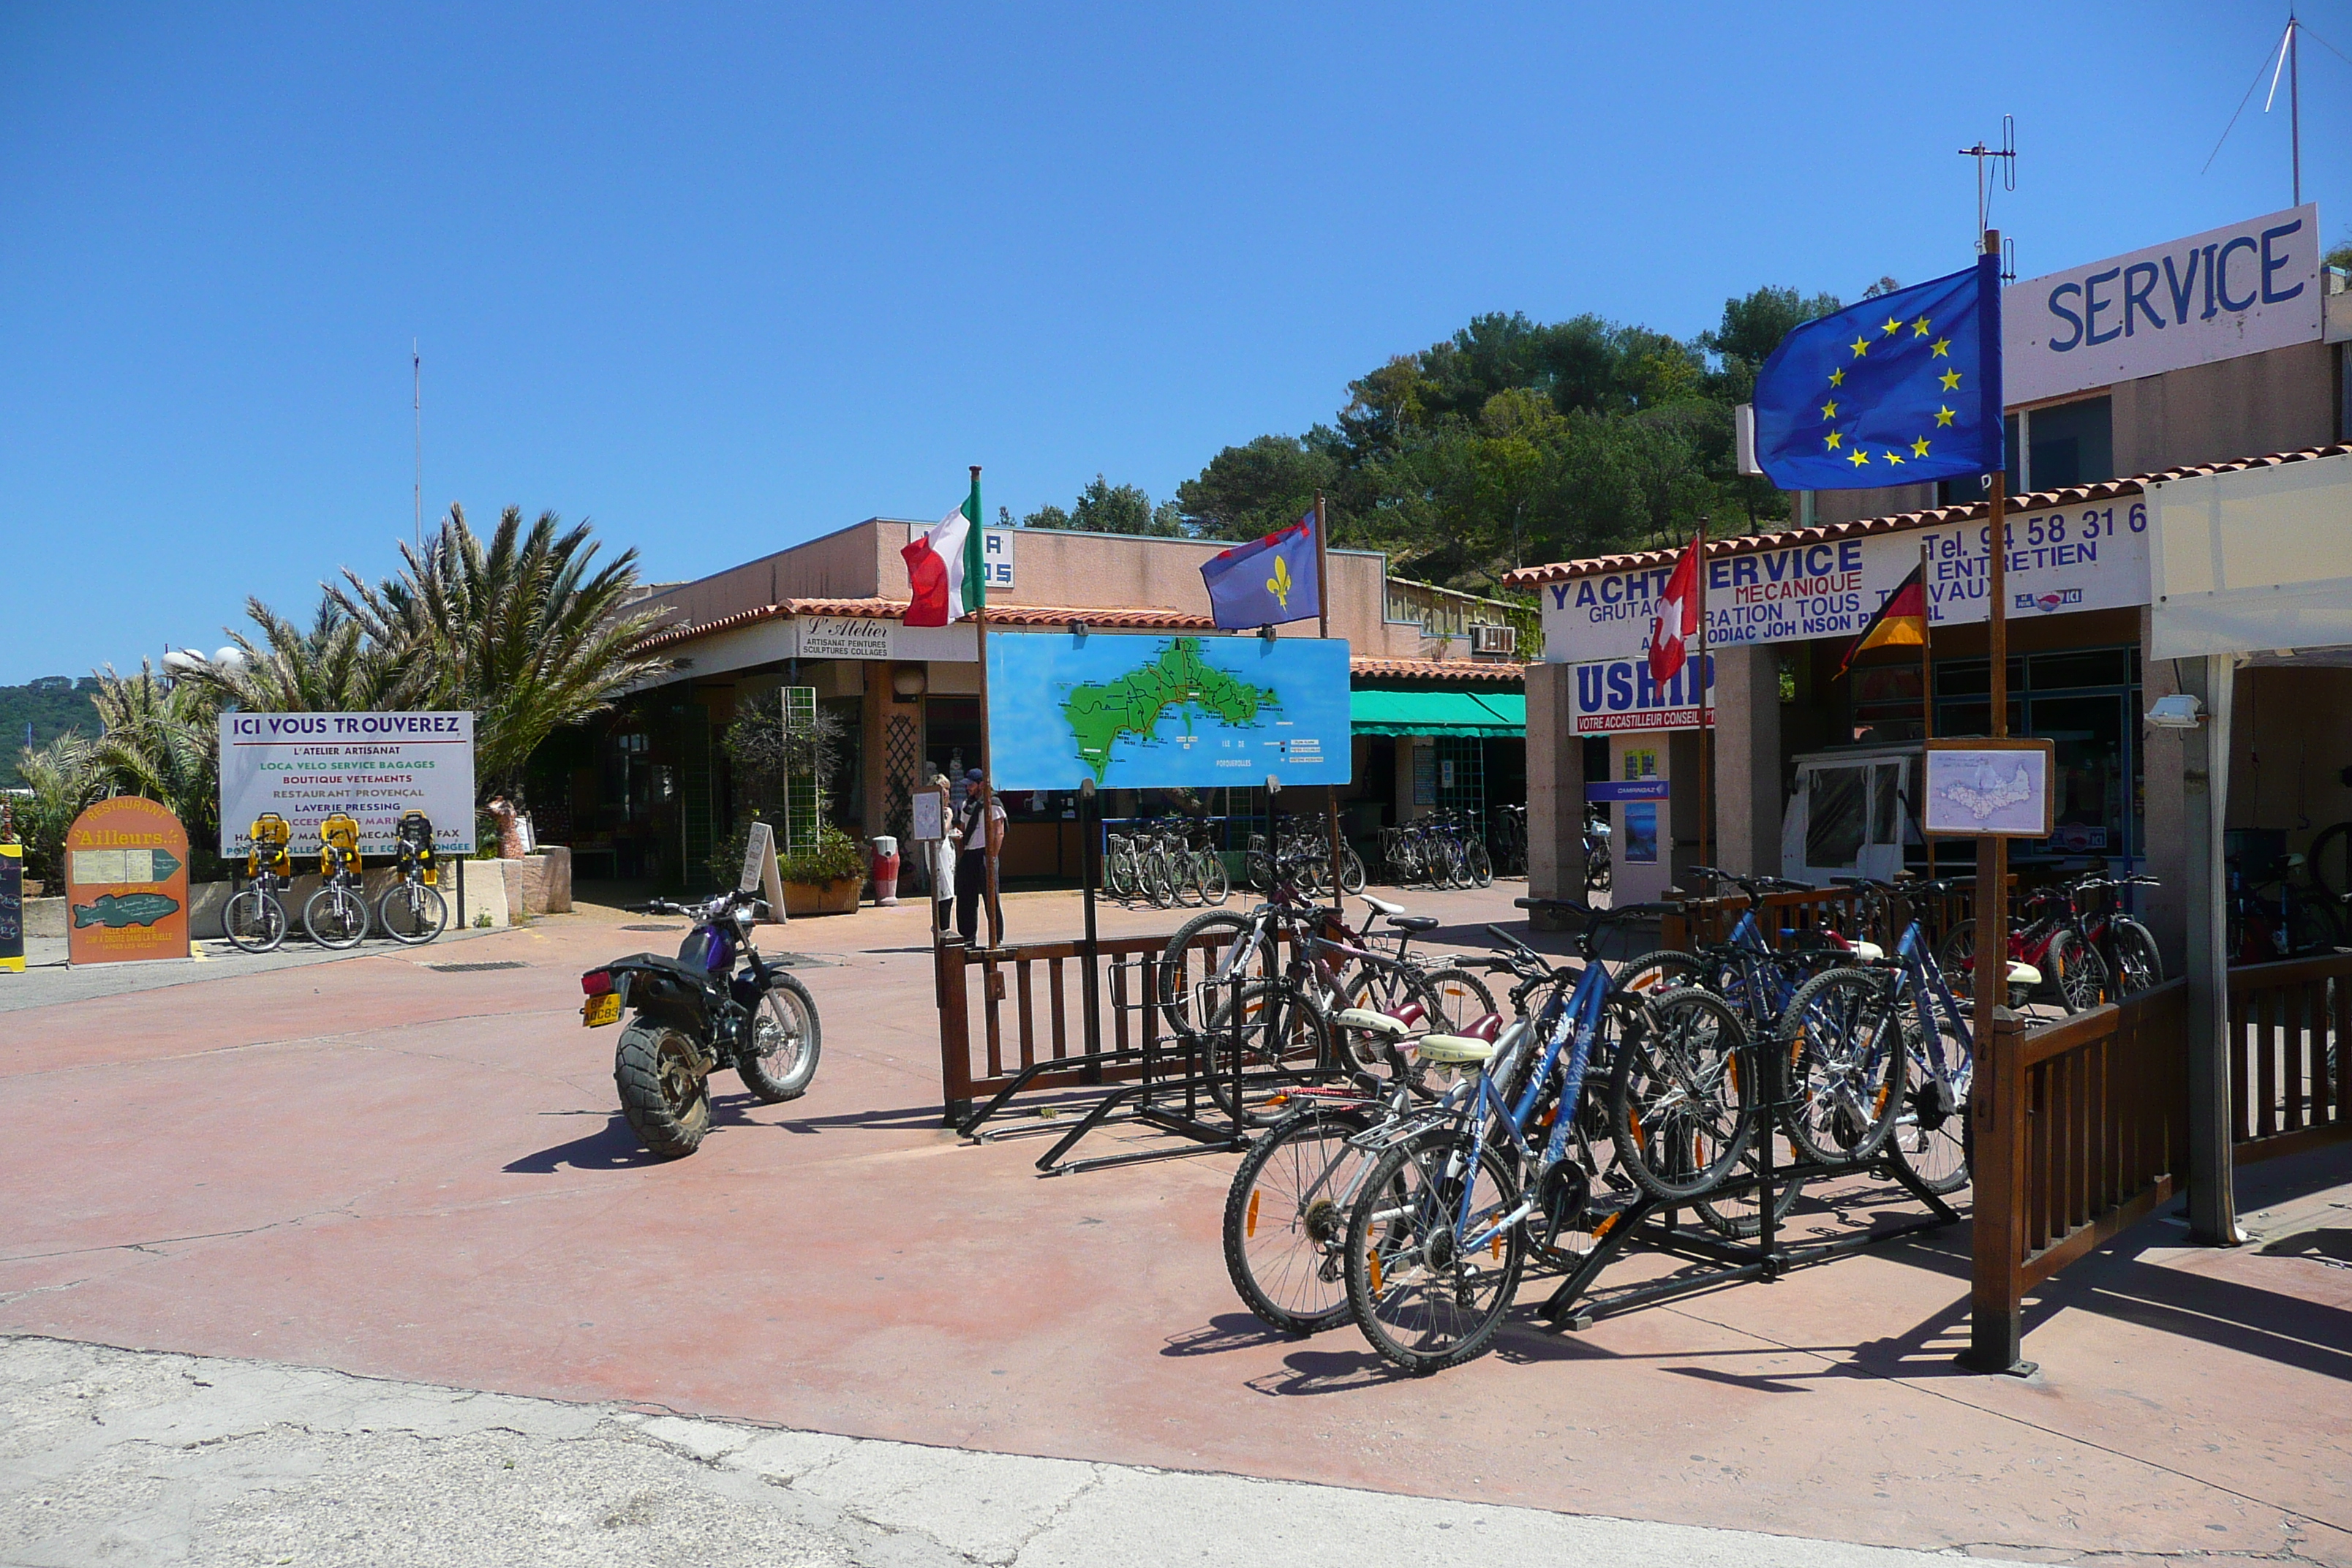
xmin=0 ymin=677 xmax=102 ymax=786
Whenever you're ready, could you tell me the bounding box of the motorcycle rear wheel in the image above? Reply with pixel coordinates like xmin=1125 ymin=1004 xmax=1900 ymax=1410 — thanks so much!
xmin=615 ymin=1019 xmax=712 ymax=1158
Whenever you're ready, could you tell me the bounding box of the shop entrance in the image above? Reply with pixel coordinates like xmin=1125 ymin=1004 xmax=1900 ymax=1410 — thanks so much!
xmin=1937 ymin=645 xmax=2141 ymax=868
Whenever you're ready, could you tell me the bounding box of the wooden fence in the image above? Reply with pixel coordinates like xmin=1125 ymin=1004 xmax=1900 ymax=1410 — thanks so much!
xmin=1660 ymin=880 xmax=1985 ymax=954
xmin=1970 ymin=976 xmax=2190 ymax=1370
xmin=2228 ymin=950 xmax=2352 ymax=1162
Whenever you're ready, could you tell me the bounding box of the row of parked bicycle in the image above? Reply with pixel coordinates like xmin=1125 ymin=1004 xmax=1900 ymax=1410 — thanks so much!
xmin=1099 ymin=809 xmax=1521 ymax=911
xmin=220 ymin=810 xmax=453 ymax=952
xmin=1158 ymin=853 xmax=2166 ymax=1372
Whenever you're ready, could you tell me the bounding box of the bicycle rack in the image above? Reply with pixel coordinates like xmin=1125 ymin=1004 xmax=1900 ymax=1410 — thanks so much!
xmin=1007 ymin=970 xmax=1254 ymax=1177
xmin=1538 ymin=1036 xmax=1963 ymax=1330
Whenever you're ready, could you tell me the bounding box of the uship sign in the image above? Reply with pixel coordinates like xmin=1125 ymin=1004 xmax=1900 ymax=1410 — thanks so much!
xmin=1573 ymin=655 xmax=1716 ymax=733
xmin=1540 ymin=499 xmax=2149 ymax=666
xmin=2005 ymin=205 xmax=2321 ymax=405
xmin=219 ymin=711 xmax=478 ymax=856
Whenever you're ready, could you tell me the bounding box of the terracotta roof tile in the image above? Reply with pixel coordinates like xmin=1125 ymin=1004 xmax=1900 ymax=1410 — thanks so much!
xmin=1501 ymin=443 xmax=2352 ymax=589
xmin=1351 ymin=656 xmax=1525 ymax=683
xmin=641 ymin=598 xmax=1217 ymax=652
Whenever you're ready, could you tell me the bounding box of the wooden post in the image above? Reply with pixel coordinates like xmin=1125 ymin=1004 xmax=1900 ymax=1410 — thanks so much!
xmin=1694 ymin=515 xmax=1711 ymax=877
xmin=937 ymin=937 xmax=974 ymax=1126
xmin=1315 ymin=492 xmax=1347 ymax=902
xmin=971 ymin=465 xmax=1003 ymax=949
xmin=1964 ymin=1011 xmax=2033 ymax=1373
xmin=1921 ymin=536 xmax=1936 ymax=881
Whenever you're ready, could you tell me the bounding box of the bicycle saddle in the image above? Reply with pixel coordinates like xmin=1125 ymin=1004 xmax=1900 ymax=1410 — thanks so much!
xmin=1360 ymin=894 xmax=1406 ymax=917
xmin=1384 ymin=913 xmax=1441 ymax=933
xmin=1414 ymin=1031 xmax=1499 ymax=1066
xmin=1330 ymin=1002 xmax=1427 ymax=1039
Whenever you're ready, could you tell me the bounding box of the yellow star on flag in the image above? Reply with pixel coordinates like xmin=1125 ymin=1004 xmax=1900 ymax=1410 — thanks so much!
xmin=1935 ymin=405 xmax=1956 ymax=426
xmin=1828 ymin=367 xmax=1845 ymax=387
xmin=1912 ymin=317 xmax=1931 ymax=336
xmin=1848 ymin=447 xmax=1870 ymax=467
xmin=1881 ymin=316 xmax=1901 ymax=336
xmin=1820 ymin=399 xmax=1839 ymax=419
xmin=1883 ymin=449 xmax=1905 ymax=464
xmin=1931 ymin=337 xmax=1951 ymax=357
xmin=1850 ymin=336 xmax=1870 ymax=358
xmin=1825 ymin=430 xmax=1843 ymax=450
xmin=1939 ymin=367 xmax=1962 ymax=391
xmin=1912 ymin=436 xmax=1931 ymax=457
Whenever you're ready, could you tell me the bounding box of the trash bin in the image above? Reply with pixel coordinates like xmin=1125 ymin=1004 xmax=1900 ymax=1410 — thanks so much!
xmin=870 ymin=835 xmax=900 ymax=906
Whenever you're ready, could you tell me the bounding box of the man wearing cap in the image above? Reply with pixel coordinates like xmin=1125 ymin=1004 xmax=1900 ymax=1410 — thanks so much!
xmin=954 ymin=769 xmax=1004 ymax=943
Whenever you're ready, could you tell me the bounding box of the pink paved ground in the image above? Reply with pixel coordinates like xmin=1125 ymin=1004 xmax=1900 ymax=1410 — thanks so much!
xmin=4 ymin=889 xmax=2347 ymax=1564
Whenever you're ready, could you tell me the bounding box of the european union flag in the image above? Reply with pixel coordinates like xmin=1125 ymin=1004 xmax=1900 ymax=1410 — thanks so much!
xmin=1752 ymin=254 xmax=2003 ymax=491
xmin=1199 ymin=513 xmax=1322 ymax=629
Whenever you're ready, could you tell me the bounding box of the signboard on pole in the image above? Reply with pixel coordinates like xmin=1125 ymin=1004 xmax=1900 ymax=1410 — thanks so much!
xmin=219 ymin=712 xmax=478 ymax=856
xmin=0 ymin=841 xmax=23 ymax=973
xmin=985 ymin=632 xmax=1351 ymax=791
xmin=64 ymin=797 xmax=191 ymax=965
xmin=1922 ymin=739 xmax=2056 ymax=839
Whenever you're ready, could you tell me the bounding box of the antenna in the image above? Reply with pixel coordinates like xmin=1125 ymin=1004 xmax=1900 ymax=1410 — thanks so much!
xmin=1959 ymin=116 xmax=2017 ymax=271
xmin=412 ymin=341 xmax=423 ymax=551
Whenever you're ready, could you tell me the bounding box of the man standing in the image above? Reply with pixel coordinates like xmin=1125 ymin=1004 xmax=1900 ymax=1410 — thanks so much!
xmin=954 ymin=769 xmax=1003 ymax=944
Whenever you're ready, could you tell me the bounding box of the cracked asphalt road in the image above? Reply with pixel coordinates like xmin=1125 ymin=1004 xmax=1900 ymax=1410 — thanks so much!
xmin=4 ymin=1336 xmax=2060 ymax=1568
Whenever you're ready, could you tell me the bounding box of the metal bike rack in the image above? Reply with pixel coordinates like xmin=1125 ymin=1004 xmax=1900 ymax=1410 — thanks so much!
xmin=1014 ymin=970 xmax=1253 ymax=1177
xmin=1539 ymin=1036 xmax=1963 ymax=1330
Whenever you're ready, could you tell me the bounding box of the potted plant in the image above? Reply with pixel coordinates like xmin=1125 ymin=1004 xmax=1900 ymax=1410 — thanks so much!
xmin=777 ymin=825 xmax=867 ymax=916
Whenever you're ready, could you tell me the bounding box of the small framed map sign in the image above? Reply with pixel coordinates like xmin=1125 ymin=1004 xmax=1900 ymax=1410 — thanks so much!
xmin=1922 ymin=739 xmax=2057 ymax=839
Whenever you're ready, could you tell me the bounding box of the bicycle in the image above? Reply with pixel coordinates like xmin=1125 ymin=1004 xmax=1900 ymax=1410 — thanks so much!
xmin=1829 ymin=877 xmax=1987 ymax=1194
xmin=223 ymin=813 xmax=295 ymax=954
xmin=303 ymin=811 xmax=372 ymax=949
xmin=376 ymin=810 xmax=450 ymax=944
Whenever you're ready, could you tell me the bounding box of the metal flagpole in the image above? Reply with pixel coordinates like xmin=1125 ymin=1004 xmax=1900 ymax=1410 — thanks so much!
xmin=1970 ymin=233 xmax=2013 ymax=1361
xmin=1921 ymin=536 xmax=1937 ymax=881
xmin=1694 ymin=516 xmax=1711 ymax=878
xmin=1313 ymin=493 xmax=1346 ymax=905
xmin=973 ymin=465 xmax=1003 ymax=949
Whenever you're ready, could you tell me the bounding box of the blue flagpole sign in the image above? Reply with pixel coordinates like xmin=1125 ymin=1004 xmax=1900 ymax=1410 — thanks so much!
xmin=1199 ymin=515 xmax=1322 ymax=629
xmin=986 ymin=632 xmax=1351 ymax=791
xmin=1752 ymin=254 xmax=2003 ymax=491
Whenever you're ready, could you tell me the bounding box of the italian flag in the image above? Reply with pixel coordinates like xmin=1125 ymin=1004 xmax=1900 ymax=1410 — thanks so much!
xmin=901 ymin=475 xmax=985 ymax=626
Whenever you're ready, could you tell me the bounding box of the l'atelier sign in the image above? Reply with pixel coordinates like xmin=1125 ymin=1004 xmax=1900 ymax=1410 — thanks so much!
xmin=798 ymin=616 xmax=896 ymax=660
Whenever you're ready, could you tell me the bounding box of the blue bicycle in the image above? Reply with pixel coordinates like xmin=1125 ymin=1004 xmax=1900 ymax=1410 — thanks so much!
xmin=1837 ymin=877 xmax=1981 ymax=1193
xmin=1341 ymin=905 xmax=1754 ymax=1373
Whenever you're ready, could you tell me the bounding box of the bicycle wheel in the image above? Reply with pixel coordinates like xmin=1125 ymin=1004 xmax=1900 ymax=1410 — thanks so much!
xmin=1890 ymin=999 xmax=1972 ymax=1194
xmin=1344 ymin=1125 xmax=1525 ymax=1375
xmin=2310 ymin=821 xmax=2352 ymax=906
xmin=1104 ymin=843 xmax=1137 ymax=900
xmin=1613 ymin=949 xmax=1708 ymax=1001
xmin=1224 ymin=1102 xmax=1376 ymax=1335
xmin=1936 ymin=917 xmax=2033 ymax=1010
xmin=1158 ymin=911 xmax=1257 ymax=1039
xmin=1170 ymin=846 xmax=1203 ymax=908
xmin=375 ymin=880 xmax=448 ymax=944
xmin=1202 ymin=979 xmax=1338 ymax=1127
xmin=1419 ymin=966 xmax=1497 ymax=1030
xmin=1142 ymin=851 xmax=1177 ymax=910
xmin=1197 ymin=850 xmax=1231 ymax=905
xmin=222 ymin=887 xmax=287 ymax=954
xmin=1692 ymin=1128 xmax=1808 ymax=1239
xmin=2108 ymin=918 xmax=2163 ymax=996
xmin=1464 ymin=841 xmax=1493 ymax=889
xmin=1777 ymin=967 xmax=1908 ymax=1166
xmin=2045 ymin=930 xmax=2108 ymax=1013
xmin=1609 ymin=987 xmax=1755 ymax=1202
xmin=1338 ymin=848 xmax=1367 ymax=896
xmin=303 ymin=883 xmax=369 ymax=949
xmin=2288 ymin=892 xmax=2342 ymax=956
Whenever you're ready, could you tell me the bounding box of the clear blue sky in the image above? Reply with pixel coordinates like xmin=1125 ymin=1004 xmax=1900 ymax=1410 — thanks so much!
xmin=2 ymin=1 xmax=2344 ymax=683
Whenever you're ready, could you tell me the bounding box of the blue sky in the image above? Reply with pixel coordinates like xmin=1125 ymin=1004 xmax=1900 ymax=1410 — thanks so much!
xmin=1 ymin=1 xmax=2345 ymax=683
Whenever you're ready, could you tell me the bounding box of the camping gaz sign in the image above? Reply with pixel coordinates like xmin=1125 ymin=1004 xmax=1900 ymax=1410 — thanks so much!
xmin=218 ymin=711 xmax=478 ymax=856
xmin=1539 ymin=502 xmax=2149 ymax=666
xmin=1573 ymin=654 xmax=1716 ymax=733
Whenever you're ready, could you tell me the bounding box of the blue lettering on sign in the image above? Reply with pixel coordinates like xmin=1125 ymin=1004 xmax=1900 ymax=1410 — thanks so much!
xmin=2084 ymin=267 xmax=2122 ymax=345
xmin=2202 ymin=243 xmax=2220 ymax=319
xmin=2046 ymin=282 xmax=2084 ymax=351
xmin=2163 ymin=250 xmax=2199 ymax=323
xmin=1576 ymin=666 xmax=1605 ymax=711
xmin=1553 ymin=584 xmax=1572 ymax=610
xmin=2261 ymin=219 xmax=2305 ymax=303
xmin=1605 ymin=664 xmax=1633 ymax=710
xmin=2122 ymin=262 xmax=2164 ymax=334
xmin=2216 ymin=236 xmax=2258 ymax=312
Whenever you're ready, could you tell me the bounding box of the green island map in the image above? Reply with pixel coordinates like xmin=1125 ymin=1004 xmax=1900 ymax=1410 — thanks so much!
xmin=987 ymin=632 xmax=1350 ymax=791
xmin=1060 ymin=638 xmax=1273 ymax=782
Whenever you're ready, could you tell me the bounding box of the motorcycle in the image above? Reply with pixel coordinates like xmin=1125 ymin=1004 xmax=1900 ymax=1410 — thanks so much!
xmin=578 ymin=886 xmax=822 ymax=1158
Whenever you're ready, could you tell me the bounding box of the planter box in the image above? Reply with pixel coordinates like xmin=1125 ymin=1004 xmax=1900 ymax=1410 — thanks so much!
xmin=783 ymin=877 xmax=862 ymax=916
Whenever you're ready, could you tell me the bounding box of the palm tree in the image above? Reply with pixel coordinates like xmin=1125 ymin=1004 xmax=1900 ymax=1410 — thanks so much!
xmin=333 ymin=504 xmax=673 ymax=804
xmin=87 ymin=663 xmax=227 ymax=872
xmin=10 ymin=734 xmax=102 ymax=889
xmin=195 ymin=593 xmax=421 ymax=715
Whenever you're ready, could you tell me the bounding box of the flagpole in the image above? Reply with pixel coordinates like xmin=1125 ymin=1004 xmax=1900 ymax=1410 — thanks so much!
xmin=972 ymin=464 xmax=1003 ymax=949
xmin=1694 ymin=514 xmax=1711 ymax=881
xmin=1973 ymin=226 xmax=2010 ymax=1078
xmin=1921 ymin=535 xmax=1936 ymax=882
xmin=1313 ymin=492 xmax=1346 ymax=907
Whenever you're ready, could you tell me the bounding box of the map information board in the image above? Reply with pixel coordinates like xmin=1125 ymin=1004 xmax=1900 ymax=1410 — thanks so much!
xmin=1922 ymin=740 xmax=2056 ymax=839
xmin=986 ymin=633 xmax=1351 ymax=791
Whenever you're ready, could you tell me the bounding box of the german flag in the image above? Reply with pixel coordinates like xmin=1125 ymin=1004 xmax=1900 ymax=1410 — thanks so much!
xmin=1837 ymin=563 xmax=1928 ymax=676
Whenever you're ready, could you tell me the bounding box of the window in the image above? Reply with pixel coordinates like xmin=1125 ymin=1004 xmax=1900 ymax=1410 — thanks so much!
xmin=2025 ymin=396 xmax=2114 ymax=489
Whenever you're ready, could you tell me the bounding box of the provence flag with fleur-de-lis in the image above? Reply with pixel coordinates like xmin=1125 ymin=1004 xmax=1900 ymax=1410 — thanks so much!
xmin=1199 ymin=512 xmax=1322 ymax=629
xmin=1752 ymin=253 xmax=2003 ymax=491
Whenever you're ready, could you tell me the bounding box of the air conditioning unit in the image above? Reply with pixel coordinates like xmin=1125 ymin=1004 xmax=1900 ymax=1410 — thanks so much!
xmin=1470 ymin=623 xmax=1517 ymax=656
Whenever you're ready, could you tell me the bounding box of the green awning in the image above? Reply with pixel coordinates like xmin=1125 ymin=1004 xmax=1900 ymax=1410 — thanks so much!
xmin=1350 ymin=688 xmax=1526 ymax=737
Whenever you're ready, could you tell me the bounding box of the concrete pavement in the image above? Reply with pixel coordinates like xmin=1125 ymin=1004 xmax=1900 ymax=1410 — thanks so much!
xmin=1 ymin=886 xmax=2347 ymax=1565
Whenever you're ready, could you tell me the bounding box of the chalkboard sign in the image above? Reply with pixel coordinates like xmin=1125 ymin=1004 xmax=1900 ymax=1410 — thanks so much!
xmin=0 ymin=842 xmax=23 ymax=973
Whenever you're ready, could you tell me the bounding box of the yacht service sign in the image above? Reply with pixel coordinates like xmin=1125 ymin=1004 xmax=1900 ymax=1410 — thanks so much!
xmin=219 ymin=711 xmax=478 ymax=856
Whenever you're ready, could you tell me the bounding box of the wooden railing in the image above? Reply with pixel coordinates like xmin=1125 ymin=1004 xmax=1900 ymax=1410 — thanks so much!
xmin=935 ymin=929 xmax=1272 ymax=1124
xmin=1661 ymin=880 xmax=1985 ymax=954
xmin=2228 ymin=951 xmax=2352 ymax=1162
xmin=1970 ymin=977 xmax=2189 ymax=1370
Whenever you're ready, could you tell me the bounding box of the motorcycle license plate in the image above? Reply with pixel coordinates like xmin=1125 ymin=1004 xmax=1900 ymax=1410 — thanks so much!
xmin=581 ymin=993 xmax=621 ymax=1028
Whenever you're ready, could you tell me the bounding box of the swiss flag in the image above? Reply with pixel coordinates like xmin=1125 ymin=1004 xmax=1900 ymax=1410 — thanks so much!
xmin=1648 ymin=539 xmax=1703 ymax=683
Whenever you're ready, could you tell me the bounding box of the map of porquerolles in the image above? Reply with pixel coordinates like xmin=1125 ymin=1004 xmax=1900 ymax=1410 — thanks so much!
xmin=1060 ymin=638 xmax=1275 ymax=783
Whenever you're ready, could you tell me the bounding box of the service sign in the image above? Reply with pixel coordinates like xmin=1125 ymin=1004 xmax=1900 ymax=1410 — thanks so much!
xmin=65 ymin=797 xmax=191 ymax=965
xmin=2005 ymin=205 xmax=2321 ymax=406
xmin=219 ymin=712 xmax=478 ymax=856
xmin=1540 ymin=500 xmax=2149 ymax=666
xmin=1572 ymin=654 xmax=1716 ymax=733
